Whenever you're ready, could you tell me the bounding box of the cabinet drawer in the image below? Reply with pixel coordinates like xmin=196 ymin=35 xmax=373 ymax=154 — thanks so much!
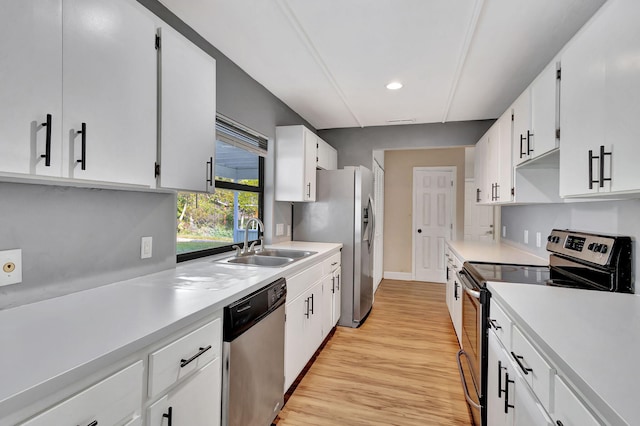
xmin=323 ymin=252 xmax=341 ymax=275
xmin=287 ymin=262 xmax=323 ymax=300
xmin=488 ymin=302 xmax=512 ymax=349
xmin=511 ymin=325 xmax=554 ymax=411
xmin=553 ymin=375 xmax=601 ymax=426
xmin=148 ymin=318 xmax=221 ymax=399
xmin=22 ymin=361 xmax=143 ymax=426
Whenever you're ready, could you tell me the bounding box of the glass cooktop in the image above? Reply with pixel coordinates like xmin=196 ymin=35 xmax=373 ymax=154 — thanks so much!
xmin=466 ymin=262 xmax=551 ymax=285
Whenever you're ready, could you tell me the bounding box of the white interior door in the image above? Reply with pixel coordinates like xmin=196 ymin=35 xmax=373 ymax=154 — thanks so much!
xmin=413 ymin=168 xmax=454 ymax=283
xmin=464 ymin=179 xmax=495 ymax=241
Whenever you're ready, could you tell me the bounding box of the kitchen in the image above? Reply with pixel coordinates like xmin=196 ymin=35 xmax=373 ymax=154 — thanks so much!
xmin=2 ymin=0 xmax=640 ymax=425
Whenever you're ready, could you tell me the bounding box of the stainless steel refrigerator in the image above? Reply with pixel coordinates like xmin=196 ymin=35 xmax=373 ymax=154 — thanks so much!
xmin=293 ymin=166 xmax=374 ymax=328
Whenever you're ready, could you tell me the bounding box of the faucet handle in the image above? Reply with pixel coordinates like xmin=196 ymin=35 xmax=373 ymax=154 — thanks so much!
xmin=232 ymin=245 xmax=242 ymax=256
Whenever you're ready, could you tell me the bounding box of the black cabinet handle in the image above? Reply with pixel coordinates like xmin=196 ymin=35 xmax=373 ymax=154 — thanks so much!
xmin=599 ymin=145 xmax=611 ymax=188
xmin=489 ymin=319 xmax=502 ymax=330
xmin=520 ymin=134 xmax=526 ymax=158
xmin=163 ymin=406 xmax=173 ymax=426
xmin=498 ymin=360 xmax=506 ymax=398
xmin=310 ymin=293 xmax=314 ymax=314
xmin=206 ymin=157 xmax=213 ymax=186
xmin=446 ymin=266 xmax=450 ymax=281
xmin=77 ymin=421 xmax=97 ymax=426
xmin=332 ymin=276 xmax=336 ymax=293
xmin=41 ymin=114 xmax=52 ymax=166
xmin=76 ymin=122 xmax=86 ymax=170
xmin=454 ymin=281 xmax=459 ymax=300
xmin=180 ymin=345 xmax=212 ymax=368
xmin=526 ymin=130 xmax=534 ymax=155
xmin=511 ymin=351 xmax=533 ymax=375
xmin=476 ymin=188 xmax=481 ymax=202
xmin=305 ymin=297 xmax=310 ymax=318
xmin=504 ymin=372 xmax=515 ymax=413
xmin=588 ymin=149 xmax=599 ymax=189
xmin=556 ymin=421 xmax=564 ymax=426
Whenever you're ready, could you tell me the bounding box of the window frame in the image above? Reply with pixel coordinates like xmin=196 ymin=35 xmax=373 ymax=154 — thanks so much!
xmin=177 ymin=119 xmax=266 ymax=263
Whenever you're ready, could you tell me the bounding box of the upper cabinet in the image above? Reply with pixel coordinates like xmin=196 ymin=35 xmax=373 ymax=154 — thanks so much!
xmin=317 ymin=137 xmax=337 ymax=170
xmin=0 ymin=0 xmax=157 ymax=187
xmin=475 ymin=110 xmax=513 ymax=205
xmin=156 ymin=25 xmax=216 ymax=193
xmin=275 ymin=125 xmax=317 ymax=202
xmin=513 ymin=60 xmax=560 ymax=166
xmin=560 ymin=0 xmax=640 ymax=197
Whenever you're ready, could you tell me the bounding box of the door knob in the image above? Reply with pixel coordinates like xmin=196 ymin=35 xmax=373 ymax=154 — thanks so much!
xmin=417 ymin=229 xmax=422 ymax=233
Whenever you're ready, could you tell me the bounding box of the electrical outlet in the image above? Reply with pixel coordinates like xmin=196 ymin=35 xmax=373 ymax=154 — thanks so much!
xmin=0 ymin=249 xmax=22 ymax=286
xmin=524 ymin=230 xmax=529 ymax=244
xmin=141 ymin=237 xmax=153 ymax=259
xmin=536 ymin=232 xmax=542 ymax=248
xmin=276 ymin=223 xmax=284 ymax=236
xmin=502 ymin=226 xmax=506 ymax=238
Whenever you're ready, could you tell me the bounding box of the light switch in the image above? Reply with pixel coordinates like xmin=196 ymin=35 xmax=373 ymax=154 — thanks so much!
xmin=141 ymin=236 xmax=153 ymax=259
xmin=276 ymin=223 xmax=284 ymax=236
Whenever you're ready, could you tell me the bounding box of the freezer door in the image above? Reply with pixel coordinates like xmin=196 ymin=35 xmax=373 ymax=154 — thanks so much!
xmin=354 ymin=166 xmax=374 ymax=323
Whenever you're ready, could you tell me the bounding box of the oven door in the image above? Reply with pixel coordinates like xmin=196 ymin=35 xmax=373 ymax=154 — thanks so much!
xmin=456 ymin=268 xmax=485 ymax=426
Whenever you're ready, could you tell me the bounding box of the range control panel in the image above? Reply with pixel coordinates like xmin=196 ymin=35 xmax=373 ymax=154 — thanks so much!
xmin=546 ymin=229 xmax=618 ymax=266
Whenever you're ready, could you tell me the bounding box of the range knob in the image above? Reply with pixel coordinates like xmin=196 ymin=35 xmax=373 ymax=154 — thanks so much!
xmin=553 ymin=236 xmax=561 ymax=244
xmin=547 ymin=235 xmax=553 ymax=242
xmin=593 ymin=243 xmax=603 ymax=252
xmin=599 ymin=244 xmax=608 ymax=254
xmin=588 ymin=242 xmax=596 ymax=251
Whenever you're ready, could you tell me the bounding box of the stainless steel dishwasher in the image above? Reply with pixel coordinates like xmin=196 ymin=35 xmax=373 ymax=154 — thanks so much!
xmin=222 ymin=277 xmax=286 ymax=426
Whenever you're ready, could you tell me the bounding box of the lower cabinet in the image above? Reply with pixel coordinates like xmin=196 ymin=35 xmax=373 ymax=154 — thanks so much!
xmin=488 ymin=298 xmax=605 ymax=425
xmin=445 ymin=245 xmax=463 ymax=346
xmin=147 ymin=358 xmax=221 ymax=426
xmin=21 ymin=361 xmax=144 ymax=426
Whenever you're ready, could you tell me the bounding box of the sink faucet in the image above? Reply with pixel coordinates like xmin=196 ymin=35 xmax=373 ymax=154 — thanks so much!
xmin=236 ymin=218 xmax=264 ymax=255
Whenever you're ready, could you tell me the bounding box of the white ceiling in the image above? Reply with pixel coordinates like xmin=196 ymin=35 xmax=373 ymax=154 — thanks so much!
xmin=158 ymin=0 xmax=606 ymax=130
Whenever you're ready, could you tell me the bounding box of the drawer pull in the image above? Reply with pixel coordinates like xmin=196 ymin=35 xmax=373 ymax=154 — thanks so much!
xmin=76 ymin=122 xmax=87 ymax=170
xmin=163 ymin=406 xmax=173 ymax=426
xmin=511 ymin=351 xmax=533 ymax=375
xmin=78 ymin=421 xmax=97 ymax=426
xmin=498 ymin=360 xmax=506 ymax=398
xmin=331 ymin=261 xmax=338 ymax=266
xmin=556 ymin=422 xmax=564 ymax=426
xmin=504 ymin=372 xmax=515 ymax=413
xmin=180 ymin=345 xmax=212 ymax=368
xmin=489 ymin=319 xmax=502 ymax=330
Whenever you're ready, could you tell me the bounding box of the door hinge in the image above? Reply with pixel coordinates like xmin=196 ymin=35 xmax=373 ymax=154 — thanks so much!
xmin=511 ymin=187 xmax=515 ymax=196
xmin=511 ymin=113 xmax=514 ymax=121
xmin=154 ymin=162 xmax=160 ymax=177
xmin=155 ymin=34 xmax=161 ymax=50
xmin=556 ymin=68 xmax=561 ymax=80
xmin=451 ymin=180 xmax=454 ymax=187
xmin=556 ymin=128 xmax=561 ymax=139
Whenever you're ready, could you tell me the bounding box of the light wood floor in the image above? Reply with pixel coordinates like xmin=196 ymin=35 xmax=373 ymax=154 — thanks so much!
xmin=276 ymin=279 xmax=473 ymax=426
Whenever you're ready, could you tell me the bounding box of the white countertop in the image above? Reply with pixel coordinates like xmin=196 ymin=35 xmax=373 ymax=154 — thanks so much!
xmin=488 ymin=282 xmax=640 ymax=425
xmin=447 ymin=240 xmax=547 ymax=265
xmin=0 ymin=241 xmax=341 ymax=418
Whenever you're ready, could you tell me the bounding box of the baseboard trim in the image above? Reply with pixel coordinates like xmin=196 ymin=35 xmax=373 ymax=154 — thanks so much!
xmin=383 ymin=271 xmax=413 ymax=281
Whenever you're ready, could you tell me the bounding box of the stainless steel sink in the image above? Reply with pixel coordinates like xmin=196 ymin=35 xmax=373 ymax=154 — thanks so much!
xmin=225 ymin=256 xmax=295 ymax=267
xmin=256 ymin=249 xmax=316 ymax=259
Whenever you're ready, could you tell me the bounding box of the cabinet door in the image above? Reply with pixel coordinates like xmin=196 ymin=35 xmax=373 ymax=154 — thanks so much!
xmin=0 ymin=0 xmax=63 ymax=177
xmin=321 ymin=274 xmax=333 ymax=339
xmin=284 ymin=286 xmax=318 ymax=391
xmin=147 ymin=358 xmax=221 ymax=426
xmin=332 ymin=267 xmax=342 ymax=326
xmin=474 ymin=133 xmax=490 ymax=204
xmin=62 ymin=0 xmax=157 ymax=186
xmin=487 ymin=331 xmax=511 ymax=426
xmin=553 ymin=375 xmax=601 ymax=426
xmin=317 ymin=138 xmax=337 ymax=170
xmin=559 ymin=4 xmax=607 ymax=197
xmin=512 ymin=91 xmax=531 ymax=166
xmin=157 ymin=25 xmax=216 ymax=192
xmin=512 ymin=371 xmax=554 ymax=426
xmin=496 ymin=110 xmax=513 ymax=203
xmin=530 ymin=60 xmax=559 ymax=160
xmin=303 ymin=129 xmax=317 ymax=201
xmin=452 ymin=276 xmax=462 ymax=346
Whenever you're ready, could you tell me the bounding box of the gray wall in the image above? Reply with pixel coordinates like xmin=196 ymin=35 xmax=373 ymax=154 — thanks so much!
xmin=501 ymin=200 xmax=640 ymax=293
xmin=0 ymin=183 xmax=176 ymax=309
xmin=319 ymin=120 xmax=493 ymax=168
xmin=1 ymin=1 xmax=315 ymax=309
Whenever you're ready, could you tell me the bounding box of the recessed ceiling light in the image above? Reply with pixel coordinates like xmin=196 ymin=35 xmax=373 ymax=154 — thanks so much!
xmin=386 ymin=81 xmax=403 ymax=90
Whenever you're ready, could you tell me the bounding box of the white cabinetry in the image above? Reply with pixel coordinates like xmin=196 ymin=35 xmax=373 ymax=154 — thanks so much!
xmin=560 ymin=0 xmax=640 ymax=197
xmin=321 ymin=252 xmax=342 ymax=338
xmin=147 ymin=358 xmax=221 ymax=426
xmin=317 ymin=137 xmax=338 ymax=170
xmin=488 ymin=298 xmax=605 ymax=425
xmin=445 ymin=245 xmax=462 ymax=346
xmin=0 ymin=0 xmax=157 ymax=186
xmin=21 ymin=361 xmax=144 ymax=426
xmin=157 ymin=24 xmax=216 ymax=193
xmin=275 ymin=125 xmax=318 ymax=202
xmin=475 ymin=110 xmax=513 ymax=205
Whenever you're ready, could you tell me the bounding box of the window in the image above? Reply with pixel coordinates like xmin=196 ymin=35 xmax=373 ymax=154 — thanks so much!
xmin=177 ymin=117 xmax=267 ymax=261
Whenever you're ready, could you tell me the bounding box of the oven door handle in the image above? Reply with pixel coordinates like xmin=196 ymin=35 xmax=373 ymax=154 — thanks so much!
xmin=457 ymin=269 xmax=481 ymax=299
xmin=456 ymin=350 xmax=482 ymax=409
